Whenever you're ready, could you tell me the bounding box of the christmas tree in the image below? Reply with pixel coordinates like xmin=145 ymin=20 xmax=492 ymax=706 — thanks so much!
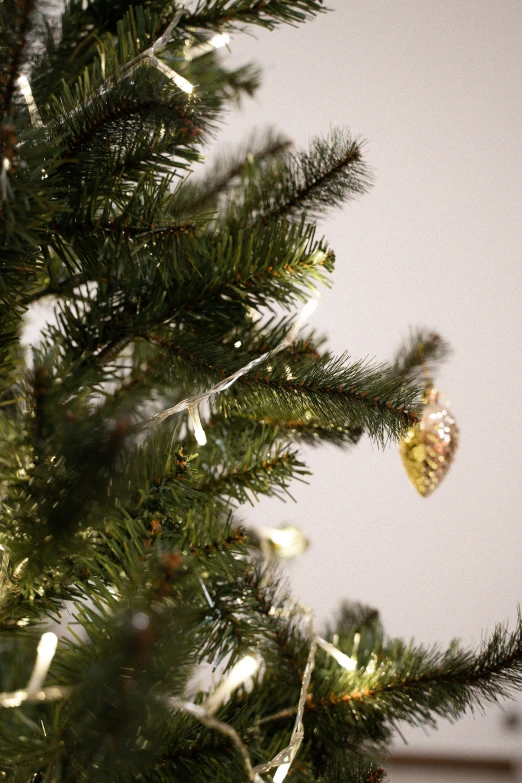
xmin=1 ymin=1 xmax=521 ymax=781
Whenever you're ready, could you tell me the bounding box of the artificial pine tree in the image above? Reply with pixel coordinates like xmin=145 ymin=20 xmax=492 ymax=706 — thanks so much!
xmin=0 ymin=2 xmax=521 ymax=781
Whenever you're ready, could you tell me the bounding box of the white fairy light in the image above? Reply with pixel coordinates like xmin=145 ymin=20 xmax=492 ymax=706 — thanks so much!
xmin=210 ymin=33 xmax=230 ymax=49
xmin=27 ymin=632 xmax=58 ymax=695
xmin=202 ymin=654 xmax=259 ymax=715
xmin=0 ymin=631 xmax=62 ymax=709
xmin=253 ymin=611 xmax=316 ymax=781
xmin=115 ymin=8 xmax=194 ymax=93
xmin=259 ymin=525 xmax=309 ymax=559
xmin=1 ymin=157 xmax=12 ymax=202
xmin=273 ymin=762 xmax=292 ymax=783
xmin=186 ymin=32 xmax=230 ymax=60
xmin=317 ymin=636 xmax=357 ymax=672
xmin=147 ymin=53 xmax=193 ymax=94
xmin=63 ymin=8 xmax=193 ymax=124
xmin=296 ymin=297 xmax=318 ymax=325
xmin=188 ymin=404 xmax=207 ymax=445
xmin=0 ymin=685 xmax=71 ymax=709
xmin=16 ymin=74 xmax=42 ymax=126
xmin=150 ymin=294 xmax=320 ymax=429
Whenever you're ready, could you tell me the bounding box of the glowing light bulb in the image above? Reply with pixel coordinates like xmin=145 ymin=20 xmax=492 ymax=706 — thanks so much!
xmin=209 ymin=33 xmax=230 ymax=49
xmin=172 ymin=72 xmax=194 ymax=94
xmin=16 ymin=75 xmax=42 ymax=125
xmin=317 ymin=637 xmax=357 ymax=671
xmin=260 ymin=525 xmax=309 ymax=559
xmin=274 ymin=762 xmax=292 ymax=783
xmin=16 ymin=74 xmax=32 ymax=99
xmin=188 ymin=405 xmax=206 ymax=445
xmin=26 ymin=632 xmax=58 ymax=695
xmin=202 ymin=655 xmax=259 ymax=715
xmin=186 ymin=32 xmax=230 ymax=60
xmin=297 ymin=298 xmax=318 ymax=325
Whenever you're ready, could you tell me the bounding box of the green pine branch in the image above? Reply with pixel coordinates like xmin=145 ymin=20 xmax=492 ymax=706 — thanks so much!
xmin=0 ymin=3 xmax=507 ymax=782
xmin=198 ymin=421 xmax=309 ymax=504
xmin=229 ymin=129 xmax=373 ymax=223
xmin=217 ymin=351 xmax=421 ymax=444
xmin=208 ymin=412 xmax=364 ymax=449
xmin=322 ymin=755 xmax=388 ymax=783
xmin=392 ymin=329 xmax=451 ymax=384
xmin=311 ymin=613 xmax=522 ymax=732
xmin=189 ymin=130 xmax=292 ymax=212
xmin=181 ymin=0 xmax=327 ymax=32
xmin=31 ymin=0 xmax=156 ymax=106
xmin=142 ymin=323 xmax=421 ymax=446
xmin=39 ymin=219 xmax=331 ymax=376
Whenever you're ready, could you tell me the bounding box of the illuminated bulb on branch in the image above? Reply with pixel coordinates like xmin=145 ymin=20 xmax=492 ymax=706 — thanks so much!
xmin=259 ymin=525 xmax=309 ymax=559
xmin=188 ymin=404 xmax=206 ymax=445
xmin=295 ymin=297 xmax=318 ymax=328
xmin=202 ymin=655 xmax=259 ymax=715
xmin=209 ymin=33 xmax=230 ymax=49
xmin=273 ymin=762 xmax=292 ymax=783
xmin=27 ymin=632 xmax=58 ymax=694
xmin=317 ymin=636 xmax=357 ymax=671
xmin=147 ymin=53 xmax=193 ymax=93
xmin=1 ymin=157 xmax=12 ymax=202
xmin=186 ymin=32 xmax=230 ymax=60
xmin=16 ymin=74 xmax=42 ymax=126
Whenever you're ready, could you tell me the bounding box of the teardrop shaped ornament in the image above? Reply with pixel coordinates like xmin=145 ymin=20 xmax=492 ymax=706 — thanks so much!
xmin=400 ymin=388 xmax=459 ymax=496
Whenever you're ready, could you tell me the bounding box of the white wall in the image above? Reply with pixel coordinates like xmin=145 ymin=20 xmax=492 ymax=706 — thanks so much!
xmin=216 ymin=0 xmax=522 ymax=758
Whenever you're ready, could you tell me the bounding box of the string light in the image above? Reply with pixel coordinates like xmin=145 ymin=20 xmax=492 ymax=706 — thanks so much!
xmin=166 ymin=695 xmax=256 ymax=780
xmin=188 ymin=404 xmax=207 ymax=445
xmin=0 ymin=614 xmax=371 ymax=783
xmin=202 ymin=654 xmax=259 ymax=715
xmin=111 ymin=8 xmax=194 ymax=93
xmin=273 ymin=763 xmax=292 ymax=783
xmin=1 ymin=157 xmax=12 ymax=202
xmin=258 ymin=525 xmax=309 ymax=559
xmin=150 ymin=294 xmax=320 ymax=442
xmin=144 ymin=52 xmax=193 ymax=94
xmin=62 ymin=8 xmax=193 ymax=125
xmin=317 ymin=636 xmax=357 ymax=671
xmin=0 ymin=631 xmax=65 ymax=709
xmin=185 ymin=32 xmax=230 ymax=60
xmin=27 ymin=632 xmax=58 ymax=695
xmin=16 ymin=75 xmax=42 ymax=126
xmin=253 ymin=611 xmax=317 ymax=781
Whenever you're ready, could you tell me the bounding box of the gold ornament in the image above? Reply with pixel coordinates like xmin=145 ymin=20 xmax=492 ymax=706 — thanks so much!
xmin=400 ymin=388 xmax=459 ymax=496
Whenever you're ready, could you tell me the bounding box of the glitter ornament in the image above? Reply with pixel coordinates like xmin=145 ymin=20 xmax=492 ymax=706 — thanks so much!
xmin=400 ymin=388 xmax=458 ymax=496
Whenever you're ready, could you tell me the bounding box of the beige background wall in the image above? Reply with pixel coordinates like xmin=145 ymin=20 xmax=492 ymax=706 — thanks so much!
xmin=215 ymin=0 xmax=522 ymax=762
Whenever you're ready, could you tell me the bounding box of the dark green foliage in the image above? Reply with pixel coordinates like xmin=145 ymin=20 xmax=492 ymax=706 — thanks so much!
xmin=0 ymin=0 xmax=37 ymax=119
xmin=229 ymin=129 xmax=373 ymax=224
xmin=392 ymin=329 xmax=451 ymax=385
xmin=0 ymin=2 xmax=519 ymax=782
xmin=181 ymin=0 xmax=327 ymax=32
xmin=321 ymin=755 xmax=388 ymax=783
